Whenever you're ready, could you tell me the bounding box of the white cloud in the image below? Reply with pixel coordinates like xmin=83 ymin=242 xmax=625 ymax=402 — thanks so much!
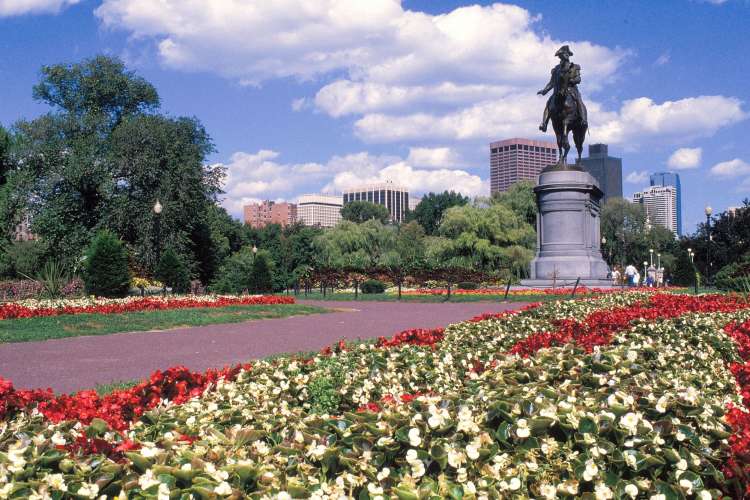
xmin=406 ymin=147 xmax=463 ymax=168
xmin=653 ymin=51 xmax=670 ymax=66
xmin=96 ymin=1 xmax=746 ymax=152
xmin=667 ymin=147 xmax=702 ymax=169
xmin=625 ymin=170 xmax=649 ymax=184
xmin=217 ymin=148 xmax=485 ymax=217
xmin=0 ymin=0 xmax=79 ymax=16
xmin=710 ymin=158 xmax=750 ymax=177
xmin=324 ymin=162 xmax=486 ymax=198
xmin=96 ymin=1 xmax=624 ymax=88
xmin=590 ymin=96 xmax=746 ymax=149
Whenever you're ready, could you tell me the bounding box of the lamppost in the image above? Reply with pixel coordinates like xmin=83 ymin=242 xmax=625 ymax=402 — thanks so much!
xmin=153 ymin=199 xmax=163 ymax=265
xmin=642 ymin=261 xmax=648 ymax=287
xmin=705 ymin=205 xmax=713 ymax=281
xmin=688 ymin=248 xmax=697 ymax=294
xmin=649 ymin=248 xmax=654 ymax=267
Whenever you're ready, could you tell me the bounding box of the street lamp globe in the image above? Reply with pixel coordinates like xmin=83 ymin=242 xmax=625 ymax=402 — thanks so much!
xmin=153 ymin=200 xmax=163 ymax=214
xmin=705 ymin=205 xmax=713 ymax=217
xmin=252 ymin=245 xmax=258 ymax=254
xmin=601 ymin=236 xmax=606 ymax=245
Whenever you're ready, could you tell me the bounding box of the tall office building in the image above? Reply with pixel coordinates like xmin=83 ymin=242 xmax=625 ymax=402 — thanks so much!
xmin=632 ymin=186 xmax=679 ymax=235
xmin=342 ymin=181 xmax=410 ymax=223
xmin=489 ymin=138 xmax=557 ymax=194
xmin=649 ymin=172 xmax=682 ymax=235
xmin=579 ymin=144 xmax=622 ymax=203
xmin=297 ymin=194 xmax=342 ymax=228
xmin=243 ymin=201 xmax=297 ymax=229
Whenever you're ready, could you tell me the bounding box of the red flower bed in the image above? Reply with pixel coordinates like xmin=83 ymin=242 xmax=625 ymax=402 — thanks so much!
xmin=508 ymin=293 xmax=749 ymax=357
xmin=722 ymin=318 xmax=750 ymax=495
xmin=0 ymin=294 xmax=294 ymax=320
xmin=375 ymin=327 xmax=445 ymax=348
xmin=0 ymin=364 xmax=250 ymax=431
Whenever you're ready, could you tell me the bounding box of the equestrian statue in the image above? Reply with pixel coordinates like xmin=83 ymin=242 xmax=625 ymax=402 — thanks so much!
xmin=537 ymin=45 xmax=588 ymax=165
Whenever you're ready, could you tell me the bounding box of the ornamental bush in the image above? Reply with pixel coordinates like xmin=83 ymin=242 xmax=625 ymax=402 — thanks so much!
xmin=83 ymin=230 xmax=131 ymax=298
xmin=360 ymin=278 xmax=386 ymax=294
xmin=154 ymin=248 xmax=191 ymax=294
xmin=210 ymin=248 xmax=276 ymax=294
xmin=210 ymin=249 xmax=254 ymax=294
xmin=457 ymin=281 xmax=479 ymax=290
xmin=715 ymin=253 xmax=750 ymax=291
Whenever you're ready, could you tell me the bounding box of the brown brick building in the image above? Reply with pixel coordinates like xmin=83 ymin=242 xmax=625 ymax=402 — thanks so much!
xmin=243 ymin=201 xmax=298 ymax=229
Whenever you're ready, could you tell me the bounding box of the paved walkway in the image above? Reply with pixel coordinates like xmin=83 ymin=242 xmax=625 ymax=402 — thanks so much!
xmin=0 ymin=300 xmax=527 ymax=393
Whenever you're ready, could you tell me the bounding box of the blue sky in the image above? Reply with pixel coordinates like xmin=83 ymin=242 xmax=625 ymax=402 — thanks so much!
xmin=1 ymin=0 xmax=749 ymax=232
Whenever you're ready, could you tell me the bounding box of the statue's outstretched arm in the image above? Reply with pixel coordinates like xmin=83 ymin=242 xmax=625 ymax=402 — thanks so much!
xmin=538 ymin=68 xmax=555 ymax=95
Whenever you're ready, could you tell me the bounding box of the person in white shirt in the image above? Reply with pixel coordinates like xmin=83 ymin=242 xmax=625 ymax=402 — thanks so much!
xmin=624 ymin=264 xmax=637 ymax=287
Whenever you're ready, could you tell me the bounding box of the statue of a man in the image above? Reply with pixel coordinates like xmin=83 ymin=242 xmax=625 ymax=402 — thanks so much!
xmin=537 ymin=45 xmax=588 ymax=132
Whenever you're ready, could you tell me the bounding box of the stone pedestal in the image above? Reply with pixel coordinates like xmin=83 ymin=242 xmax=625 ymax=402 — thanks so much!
xmin=521 ymin=164 xmax=611 ymax=287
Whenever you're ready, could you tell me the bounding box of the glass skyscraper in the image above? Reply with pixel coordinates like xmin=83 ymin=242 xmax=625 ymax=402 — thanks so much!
xmin=649 ymin=172 xmax=682 ymax=235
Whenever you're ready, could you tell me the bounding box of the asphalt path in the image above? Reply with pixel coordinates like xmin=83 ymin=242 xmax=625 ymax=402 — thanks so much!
xmin=0 ymin=300 xmax=528 ymax=393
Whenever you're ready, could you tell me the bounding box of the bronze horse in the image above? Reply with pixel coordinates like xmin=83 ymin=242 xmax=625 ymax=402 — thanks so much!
xmin=550 ymin=88 xmax=587 ymax=165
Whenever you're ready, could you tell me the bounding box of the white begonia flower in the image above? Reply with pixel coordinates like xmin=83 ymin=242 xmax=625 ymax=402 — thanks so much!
xmin=448 ymin=449 xmax=466 ymax=468
xmin=406 ymin=449 xmax=419 ymax=463
xmin=277 ymin=493 xmax=292 ymax=500
xmin=214 ymin=481 xmax=233 ymax=495
xmin=408 ymin=428 xmax=421 ymax=447
xmin=508 ymin=477 xmax=521 ymax=491
xmin=465 ymin=481 xmax=477 ymax=494
xmin=516 ymin=419 xmax=531 ymax=438
xmin=676 ymin=459 xmax=688 ymax=471
xmin=539 ymin=483 xmax=557 ymax=499
xmin=368 ymin=483 xmax=384 ymax=495
xmin=620 ymin=412 xmax=639 ymax=435
xmin=376 ymin=468 xmax=390 ymax=481
xmin=158 ymin=483 xmax=170 ymax=500
xmin=676 ymin=430 xmax=686 ymax=441
xmin=140 ymin=443 xmax=161 ymax=458
xmin=583 ymin=460 xmax=599 ymax=482
xmin=627 ymin=350 xmax=638 ymax=362
xmin=466 ymin=444 xmax=480 ymax=460
xmin=655 ymin=396 xmax=669 ymax=413
xmin=76 ymin=483 xmax=99 ymax=499
xmin=624 ymin=452 xmax=637 ymax=469
xmin=50 ymin=432 xmax=66 ymax=446
xmin=45 ymin=474 xmax=67 ymax=492
xmin=428 ymin=414 xmax=443 ymax=428
xmin=138 ymin=470 xmax=161 ymax=491
xmin=679 ymin=479 xmax=693 ymax=495
xmin=624 ymin=484 xmax=638 ymax=498
xmin=595 ymin=482 xmax=613 ymax=499
xmin=698 ymin=491 xmax=712 ymax=500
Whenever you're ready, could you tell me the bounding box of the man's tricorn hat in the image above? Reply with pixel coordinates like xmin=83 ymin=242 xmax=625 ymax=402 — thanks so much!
xmin=555 ymin=45 xmax=573 ymax=57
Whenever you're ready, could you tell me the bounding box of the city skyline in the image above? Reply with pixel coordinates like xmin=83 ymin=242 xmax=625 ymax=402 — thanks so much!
xmin=1 ymin=1 xmax=749 ymax=232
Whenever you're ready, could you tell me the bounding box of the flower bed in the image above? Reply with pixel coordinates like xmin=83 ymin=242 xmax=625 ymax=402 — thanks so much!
xmin=400 ymin=286 xmax=687 ymax=297
xmin=0 ymin=294 xmax=294 ymax=320
xmin=1 ymin=292 xmax=750 ymax=498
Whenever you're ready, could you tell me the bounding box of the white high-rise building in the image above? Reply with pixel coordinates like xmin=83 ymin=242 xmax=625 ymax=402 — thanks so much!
xmin=342 ymin=181 xmax=410 ymax=222
xmin=632 ymin=185 xmax=678 ymax=234
xmin=297 ymin=194 xmax=342 ymax=228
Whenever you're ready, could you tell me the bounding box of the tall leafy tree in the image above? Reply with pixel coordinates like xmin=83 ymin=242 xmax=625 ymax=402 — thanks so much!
xmin=492 ymin=181 xmax=537 ymax=226
xmin=341 ymin=201 xmax=390 ymax=224
xmin=429 ymin=202 xmax=535 ymax=279
xmin=10 ymin=55 xmax=227 ymax=282
xmin=409 ymin=191 xmax=469 ymax=235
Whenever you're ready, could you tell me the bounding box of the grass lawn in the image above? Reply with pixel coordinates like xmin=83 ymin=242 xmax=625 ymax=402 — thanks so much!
xmin=0 ymin=304 xmax=327 ymax=344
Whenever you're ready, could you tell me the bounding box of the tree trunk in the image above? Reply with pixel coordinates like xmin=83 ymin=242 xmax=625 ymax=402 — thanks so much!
xmin=354 ymin=279 xmax=358 ymax=300
xmin=398 ymin=278 xmax=402 ymax=300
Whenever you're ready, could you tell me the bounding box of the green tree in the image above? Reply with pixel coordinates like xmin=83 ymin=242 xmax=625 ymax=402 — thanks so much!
xmin=341 ymin=201 xmax=390 ymax=224
xmin=379 ymin=221 xmax=426 ymax=299
xmin=492 ymin=181 xmax=537 ymax=226
xmin=32 ymin=55 xmax=159 ymax=127
xmin=155 ymin=247 xmax=191 ymax=294
xmin=409 ymin=191 xmax=469 ymax=235
xmin=430 ymin=202 xmax=535 ymax=280
xmin=106 ymin=114 xmax=220 ymax=277
xmin=83 ymin=230 xmax=131 ymax=297
xmin=250 ymin=250 xmax=275 ymax=293
xmin=211 ymin=248 xmax=255 ymax=294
